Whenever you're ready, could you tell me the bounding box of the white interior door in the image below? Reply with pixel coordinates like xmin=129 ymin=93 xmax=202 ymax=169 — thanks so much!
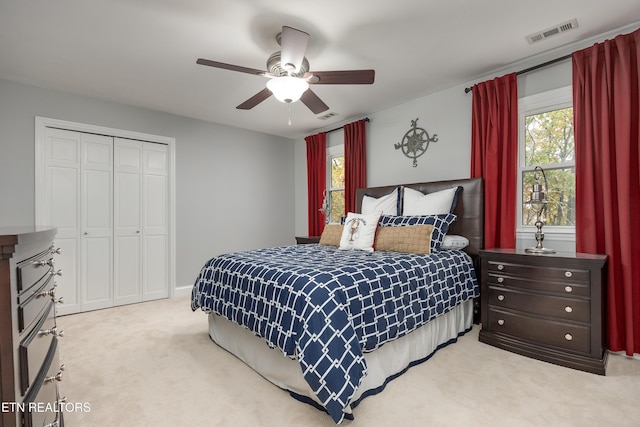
xmin=43 ymin=128 xmax=81 ymax=315
xmin=114 ymin=139 xmax=143 ymax=305
xmin=80 ymin=134 xmax=113 ymax=312
xmin=143 ymin=142 xmax=169 ymax=300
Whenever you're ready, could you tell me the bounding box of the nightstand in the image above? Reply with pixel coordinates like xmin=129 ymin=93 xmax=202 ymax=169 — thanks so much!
xmin=295 ymin=236 xmax=320 ymax=244
xmin=478 ymin=248 xmax=608 ymax=375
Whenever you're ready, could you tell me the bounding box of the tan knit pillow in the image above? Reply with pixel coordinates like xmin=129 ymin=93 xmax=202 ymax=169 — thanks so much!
xmin=319 ymin=224 xmax=344 ymax=247
xmin=374 ymin=225 xmax=433 ymax=254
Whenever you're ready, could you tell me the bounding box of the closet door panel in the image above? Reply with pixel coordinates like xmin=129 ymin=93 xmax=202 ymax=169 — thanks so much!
xmin=114 ymin=139 xmax=143 ymax=305
xmin=81 ymin=134 xmax=113 ymax=311
xmin=44 ymin=128 xmax=82 ymax=315
xmin=143 ymin=143 xmax=169 ymax=300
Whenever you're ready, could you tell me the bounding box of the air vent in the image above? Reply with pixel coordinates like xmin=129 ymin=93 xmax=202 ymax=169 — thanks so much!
xmin=526 ymin=19 xmax=578 ymax=44
xmin=318 ymin=112 xmax=338 ymax=120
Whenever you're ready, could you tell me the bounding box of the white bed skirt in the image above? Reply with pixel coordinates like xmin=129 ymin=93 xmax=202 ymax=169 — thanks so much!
xmin=208 ymin=299 xmax=474 ymax=415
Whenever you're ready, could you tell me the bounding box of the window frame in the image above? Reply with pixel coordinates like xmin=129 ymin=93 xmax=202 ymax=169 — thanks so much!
xmin=517 ymin=85 xmax=575 ymax=241
xmin=326 ymin=145 xmax=345 ymax=224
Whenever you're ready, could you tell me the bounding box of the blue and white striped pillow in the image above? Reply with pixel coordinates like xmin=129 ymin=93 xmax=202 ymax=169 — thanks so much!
xmin=379 ymin=213 xmax=457 ymax=252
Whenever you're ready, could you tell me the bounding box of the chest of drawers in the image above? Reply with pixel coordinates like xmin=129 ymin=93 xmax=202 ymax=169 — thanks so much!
xmin=478 ymin=248 xmax=607 ymax=375
xmin=0 ymin=227 xmax=64 ymax=427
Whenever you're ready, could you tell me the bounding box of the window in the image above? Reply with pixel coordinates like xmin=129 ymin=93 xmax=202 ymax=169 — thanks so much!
xmin=518 ymin=87 xmax=575 ymax=234
xmin=326 ymin=146 xmax=345 ymax=224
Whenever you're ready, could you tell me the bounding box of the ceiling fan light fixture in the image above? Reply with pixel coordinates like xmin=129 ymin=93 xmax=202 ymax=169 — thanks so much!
xmin=266 ymin=76 xmax=309 ymax=104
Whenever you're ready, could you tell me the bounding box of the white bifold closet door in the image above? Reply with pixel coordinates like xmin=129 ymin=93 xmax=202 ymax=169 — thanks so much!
xmin=41 ymin=127 xmax=168 ymax=315
xmin=114 ymin=138 xmax=169 ymax=305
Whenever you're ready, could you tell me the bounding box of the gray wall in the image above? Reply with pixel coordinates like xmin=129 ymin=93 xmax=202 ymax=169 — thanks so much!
xmin=294 ymin=22 xmax=640 ymax=253
xmin=0 ymin=79 xmax=295 ymax=289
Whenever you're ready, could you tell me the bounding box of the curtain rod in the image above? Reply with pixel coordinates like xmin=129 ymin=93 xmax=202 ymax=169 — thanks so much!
xmin=325 ymin=117 xmax=370 ymax=134
xmin=464 ymin=53 xmax=572 ymax=94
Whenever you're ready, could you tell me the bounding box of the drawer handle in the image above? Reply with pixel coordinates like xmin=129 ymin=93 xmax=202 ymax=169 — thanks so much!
xmin=497 ymin=277 xmax=504 ymax=283
xmin=35 ymin=258 xmax=55 ymax=267
xmin=565 ymin=306 xmax=573 ymax=313
xmin=51 ymin=269 xmax=63 ymax=277
xmin=54 ymin=297 xmax=64 ymax=304
xmin=45 ymin=364 xmax=65 ymax=383
xmin=38 ymin=284 xmax=58 ymax=298
xmin=497 ymin=319 xmax=505 ymax=326
xmin=565 ymin=333 xmax=573 ymax=341
xmin=565 ymin=286 xmax=573 ymax=293
xmin=39 ymin=326 xmax=64 ymax=337
xmin=51 ymin=246 xmax=62 ymax=255
xmin=497 ymin=295 xmax=505 ymax=301
xmin=497 ymin=264 xmax=504 ymax=271
xmin=565 ymin=271 xmax=573 ymax=278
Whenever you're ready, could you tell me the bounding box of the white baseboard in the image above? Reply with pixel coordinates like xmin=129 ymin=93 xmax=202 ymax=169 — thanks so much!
xmin=174 ymin=285 xmax=193 ymax=298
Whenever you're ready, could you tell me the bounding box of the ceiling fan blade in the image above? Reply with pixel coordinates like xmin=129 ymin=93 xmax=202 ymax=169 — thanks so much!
xmin=279 ymin=26 xmax=309 ymax=73
xmin=307 ymin=70 xmax=375 ymax=85
xmin=196 ymin=58 xmax=266 ymax=76
xmin=300 ymin=89 xmax=329 ymax=114
xmin=236 ymin=88 xmax=272 ymax=110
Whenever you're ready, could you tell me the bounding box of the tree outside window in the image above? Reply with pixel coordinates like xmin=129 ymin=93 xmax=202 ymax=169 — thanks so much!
xmin=522 ymin=106 xmax=575 ymax=227
xmin=328 ymin=154 xmax=345 ymax=223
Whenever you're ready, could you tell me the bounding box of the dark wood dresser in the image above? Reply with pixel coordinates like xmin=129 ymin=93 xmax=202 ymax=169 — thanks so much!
xmin=479 ymin=248 xmax=608 ymax=375
xmin=1 ymin=227 xmax=65 ymax=427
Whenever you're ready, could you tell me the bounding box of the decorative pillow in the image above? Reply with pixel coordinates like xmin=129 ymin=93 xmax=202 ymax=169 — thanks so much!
xmin=375 ymin=225 xmax=433 ymax=254
xmin=361 ymin=187 xmax=400 ymax=215
xmin=379 ymin=213 xmax=457 ymax=252
xmin=339 ymin=212 xmax=381 ymax=252
xmin=441 ymin=234 xmax=470 ymax=250
xmin=402 ymin=186 xmax=461 ymax=215
xmin=319 ymin=224 xmax=343 ymax=247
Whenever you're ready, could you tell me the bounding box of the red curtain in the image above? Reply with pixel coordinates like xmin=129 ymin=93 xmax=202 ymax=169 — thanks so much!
xmin=344 ymin=119 xmax=367 ymax=214
xmin=572 ymin=28 xmax=640 ymax=356
xmin=305 ymin=132 xmax=327 ymax=236
xmin=470 ymin=73 xmax=518 ymax=249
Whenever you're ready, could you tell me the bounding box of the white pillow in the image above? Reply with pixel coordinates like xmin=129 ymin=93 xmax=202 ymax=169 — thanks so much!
xmin=441 ymin=234 xmax=470 ymax=250
xmin=361 ymin=187 xmax=400 ymax=215
xmin=403 ymin=186 xmax=459 ymax=216
xmin=339 ymin=212 xmax=381 ymax=252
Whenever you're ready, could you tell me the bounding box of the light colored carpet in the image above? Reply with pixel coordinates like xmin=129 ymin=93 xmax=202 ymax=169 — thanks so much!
xmin=57 ymin=297 xmax=640 ymax=426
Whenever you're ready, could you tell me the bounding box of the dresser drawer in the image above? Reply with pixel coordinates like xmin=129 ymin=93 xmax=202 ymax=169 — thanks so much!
xmin=17 ymin=248 xmax=55 ymax=293
xmin=22 ymin=338 xmax=64 ymax=427
xmin=18 ymin=275 xmax=57 ymax=333
xmin=486 ymin=272 xmax=590 ymax=297
xmin=487 ymin=260 xmax=590 ymax=283
xmin=19 ymin=301 xmax=59 ymax=396
xmin=486 ymin=308 xmax=591 ymax=354
xmin=487 ymin=286 xmax=590 ymax=322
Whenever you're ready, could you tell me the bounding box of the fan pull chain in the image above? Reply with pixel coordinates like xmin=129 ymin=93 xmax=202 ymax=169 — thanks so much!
xmin=288 ymin=103 xmax=292 ymax=126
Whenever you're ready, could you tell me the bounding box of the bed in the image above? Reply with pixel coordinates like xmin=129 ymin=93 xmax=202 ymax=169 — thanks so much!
xmin=191 ymin=177 xmax=483 ymax=424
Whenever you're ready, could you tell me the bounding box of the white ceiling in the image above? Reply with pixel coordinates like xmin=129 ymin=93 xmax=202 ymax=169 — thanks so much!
xmin=1 ymin=1 xmax=639 ymax=139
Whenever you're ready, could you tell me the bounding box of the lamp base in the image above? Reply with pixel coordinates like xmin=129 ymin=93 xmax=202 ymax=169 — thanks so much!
xmin=525 ymin=246 xmax=556 ymax=254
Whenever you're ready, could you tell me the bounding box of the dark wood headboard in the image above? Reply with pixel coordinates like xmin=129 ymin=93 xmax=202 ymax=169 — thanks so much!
xmin=355 ymin=177 xmax=484 ymax=256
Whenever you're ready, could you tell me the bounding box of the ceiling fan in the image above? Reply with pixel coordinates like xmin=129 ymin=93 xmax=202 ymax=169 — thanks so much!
xmin=196 ymin=26 xmax=375 ymax=114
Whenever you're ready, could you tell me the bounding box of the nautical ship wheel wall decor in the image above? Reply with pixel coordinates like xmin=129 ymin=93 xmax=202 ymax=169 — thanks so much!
xmin=394 ymin=118 xmax=438 ymax=167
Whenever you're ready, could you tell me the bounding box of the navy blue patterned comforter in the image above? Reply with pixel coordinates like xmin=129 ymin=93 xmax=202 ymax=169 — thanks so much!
xmin=191 ymin=244 xmax=478 ymax=423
